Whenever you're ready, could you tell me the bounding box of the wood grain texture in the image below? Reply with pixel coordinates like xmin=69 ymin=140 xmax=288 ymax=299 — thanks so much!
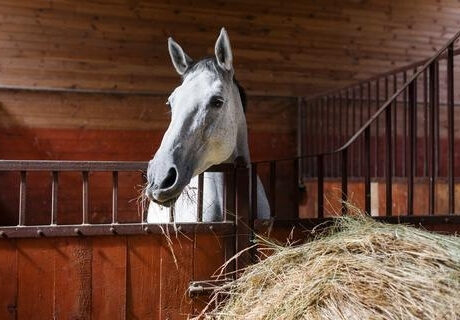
xmin=91 ymin=236 xmax=127 ymax=319
xmin=126 ymin=235 xmax=161 ymax=319
xmin=0 ymin=0 xmax=457 ymax=96
xmin=16 ymin=238 xmax=55 ymax=319
xmin=0 ymin=240 xmax=17 ymax=320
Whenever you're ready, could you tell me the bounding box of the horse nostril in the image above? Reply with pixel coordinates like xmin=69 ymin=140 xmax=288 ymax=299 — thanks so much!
xmin=160 ymin=167 xmax=177 ymax=190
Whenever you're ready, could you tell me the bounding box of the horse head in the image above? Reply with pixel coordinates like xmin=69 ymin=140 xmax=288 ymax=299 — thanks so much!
xmin=145 ymin=28 xmax=246 ymax=208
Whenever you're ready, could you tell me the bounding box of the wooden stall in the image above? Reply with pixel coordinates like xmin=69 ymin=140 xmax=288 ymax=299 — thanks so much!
xmin=2 ymin=1 xmax=460 ymax=319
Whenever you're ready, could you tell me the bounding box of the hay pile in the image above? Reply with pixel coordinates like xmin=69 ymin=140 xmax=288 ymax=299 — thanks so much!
xmin=205 ymin=217 xmax=460 ymax=320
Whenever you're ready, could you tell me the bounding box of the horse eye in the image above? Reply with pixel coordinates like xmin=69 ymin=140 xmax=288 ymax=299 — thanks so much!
xmin=209 ymin=96 xmax=224 ymax=108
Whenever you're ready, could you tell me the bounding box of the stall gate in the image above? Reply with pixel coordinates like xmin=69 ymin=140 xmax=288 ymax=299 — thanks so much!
xmin=0 ymin=160 xmax=254 ymax=320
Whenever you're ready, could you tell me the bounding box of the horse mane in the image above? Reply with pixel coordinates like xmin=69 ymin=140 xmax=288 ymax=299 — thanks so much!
xmin=184 ymin=58 xmax=247 ymax=113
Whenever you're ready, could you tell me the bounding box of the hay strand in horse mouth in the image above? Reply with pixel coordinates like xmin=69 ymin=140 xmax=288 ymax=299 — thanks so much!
xmin=199 ymin=216 xmax=460 ymax=320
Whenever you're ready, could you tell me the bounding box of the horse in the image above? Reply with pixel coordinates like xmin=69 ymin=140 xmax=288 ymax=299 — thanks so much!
xmin=145 ymin=28 xmax=270 ymax=223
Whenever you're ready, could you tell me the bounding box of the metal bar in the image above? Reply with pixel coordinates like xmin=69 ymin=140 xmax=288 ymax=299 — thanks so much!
xmin=423 ymin=69 xmax=429 ymax=177
xmin=345 ymin=90 xmax=349 ymax=144
xmin=18 ymin=171 xmax=27 ymax=226
xmin=385 ymin=102 xmax=393 ymax=217
xmin=393 ymin=74 xmax=398 ymax=176
xmin=112 ymin=171 xmax=118 ymax=224
xmin=317 ymin=155 xmax=324 ymax=218
xmin=0 ymin=160 xmax=235 ymax=173
xmin=364 ymin=127 xmax=371 ymax=214
xmin=352 ymin=88 xmax=356 ymax=177
xmin=447 ymin=44 xmax=455 ymax=213
xmin=359 ymin=84 xmax=364 ymax=177
xmin=0 ymin=222 xmax=235 ymax=238
xmin=341 ymin=149 xmax=348 ymax=215
xmin=293 ymin=158 xmax=300 ymax=219
xmin=407 ymin=81 xmax=417 ymax=216
xmin=82 ymin=171 xmax=89 ymax=224
xmin=297 ymin=98 xmax=304 ymax=178
xmin=403 ymin=71 xmax=407 ymax=176
xmin=141 ymin=172 xmax=147 ymax=223
xmin=435 ymin=61 xmax=440 ymax=177
xmin=270 ymin=161 xmax=277 ymax=218
xmin=197 ymin=173 xmax=204 ymax=222
xmin=384 ymin=76 xmax=389 ymax=178
xmin=429 ymin=62 xmax=436 ymax=215
xmin=51 ymin=171 xmax=58 ymax=225
xmin=251 ymin=163 xmax=258 ymax=224
xmin=375 ymin=79 xmax=380 ymax=177
xmin=169 ymin=206 xmax=174 ymax=223
xmin=235 ymin=166 xmax=251 ymax=270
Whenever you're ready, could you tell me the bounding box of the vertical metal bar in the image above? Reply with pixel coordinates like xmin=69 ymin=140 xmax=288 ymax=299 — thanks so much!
xmin=435 ymin=61 xmax=440 ymax=177
xmin=297 ymin=98 xmax=304 ymax=179
xmin=403 ymin=71 xmax=407 ymax=176
xmin=270 ymin=161 xmax=277 ymax=218
xmin=18 ymin=171 xmax=27 ymax=226
xmin=384 ymin=77 xmax=389 ymax=178
xmin=447 ymin=44 xmax=455 ymax=213
xmin=321 ymin=98 xmax=326 ymax=154
xmin=317 ymin=155 xmax=324 ymax=218
xmin=293 ymin=158 xmax=300 ymax=219
xmin=169 ymin=206 xmax=174 ymax=223
xmin=375 ymin=79 xmax=380 ymax=177
xmin=423 ymin=69 xmax=429 ymax=177
xmin=341 ymin=149 xmax=348 ymax=215
xmin=235 ymin=166 xmax=251 ymax=270
xmin=359 ymin=84 xmax=364 ymax=177
xmin=51 ymin=171 xmax=58 ymax=225
xmin=338 ymin=93 xmax=343 ymax=175
xmin=332 ymin=95 xmax=337 ymax=176
xmin=326 ymin=96 xmax=330 ymax=154
xmin=251 ymin=163 xmax=258 ymax=224
xmin=364 ymin=127 xmax=371 ymax=214
xmin=345 ymin=90 xmax=349 ymax=142
xmin=82 ymin=171 xmax=89 ymax=224
xmin=197 ymin=173 xmax=204 ymax=222
xmin=352 ymin=88 xmax=356 ymax=176
xmin=393 ymin=74 xmax=398 ymax=176
xmin=429 ymin=62 xmax=436 ymax=215
xmin=385 ymin=101 xmax=393 ymax=217
xmin=112 ymin=171 xmax=118 ymax=224
xmin=408 ymin=81 xmax=416 ymax=216
xmin=141 ymin=172 xmax=147 ymax=223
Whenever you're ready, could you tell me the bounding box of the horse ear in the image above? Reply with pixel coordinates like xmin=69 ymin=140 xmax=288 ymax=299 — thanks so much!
xmin=168 ymin=37 xmax=193 ymax=75
xmin=215 ymin=28 xmax=233 ymax=72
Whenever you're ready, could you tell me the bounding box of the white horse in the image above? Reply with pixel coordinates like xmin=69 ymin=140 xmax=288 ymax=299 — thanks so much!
xmin=145 ymin=28 xmax=270 ymax=223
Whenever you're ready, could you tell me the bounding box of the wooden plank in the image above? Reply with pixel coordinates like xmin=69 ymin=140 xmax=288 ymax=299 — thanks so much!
xmin=91 ymin=236 xmax=127 ymax=319
xmin=0 ymin=0 xmax=456 ymax=96
xmin=0 ymin=240 xmax=17 ymax=320
xmin=192 ymin=233 xmax=227 ymax=317
xmin=16 ymin=238 xmax=55 ymax=319
xmin=126 ymin=235 xmax=161 ymax=319
xmin=54 ymin=237 xmax=92 ymax=319
xmin=159 ymin=233 xmax=194 ymax=320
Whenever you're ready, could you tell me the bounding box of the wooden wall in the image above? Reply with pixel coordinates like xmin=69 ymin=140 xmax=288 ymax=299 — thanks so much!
xmin=0 ymin=0 xmax=458 ymax=96
xmin=0 ymin=233 xmax=227 ymax=319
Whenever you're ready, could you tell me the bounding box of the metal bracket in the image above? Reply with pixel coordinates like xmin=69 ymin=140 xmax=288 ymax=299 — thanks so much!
xmin=188 ymin=279 xmax=232 ymax=297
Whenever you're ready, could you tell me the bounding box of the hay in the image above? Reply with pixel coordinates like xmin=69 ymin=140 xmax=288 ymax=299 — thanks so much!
xmin=204 ymin=217 xmax=460 ymax=320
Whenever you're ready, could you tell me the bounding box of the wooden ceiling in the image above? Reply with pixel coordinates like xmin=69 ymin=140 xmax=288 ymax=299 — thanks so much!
xmin=0 ymin=0 xmax=459 ymax=97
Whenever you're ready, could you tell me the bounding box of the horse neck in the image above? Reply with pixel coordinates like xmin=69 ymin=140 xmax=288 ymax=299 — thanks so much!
xmin=223 ymin=82 xmax=250 ymax=165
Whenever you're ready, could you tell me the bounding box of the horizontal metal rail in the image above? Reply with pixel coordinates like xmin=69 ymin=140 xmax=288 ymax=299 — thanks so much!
xmin=0 ymin=222 xmax=235 ymax=238
xmin=0 ymin=160 xmax=247 ymax=238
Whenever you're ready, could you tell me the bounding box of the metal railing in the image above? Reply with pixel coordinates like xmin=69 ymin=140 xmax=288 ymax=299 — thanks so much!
xmin=299 ymin=30 xmax=460 ymax=218
xmin=0 ymin=160 xmax=251 ymax=238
